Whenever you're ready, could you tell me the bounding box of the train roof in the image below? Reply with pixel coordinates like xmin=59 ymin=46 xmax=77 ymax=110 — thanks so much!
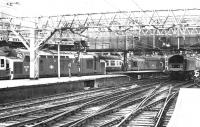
xmin=168 ymin=55 xmax=184 ymax=63
xmin=6 ymin=57 xmax=23 ymax=62
xmin=142 ymin=55 xmax=163 ymax=59
xmin=168 ymin=54 xmax=200 ymax=63
xmin=128 ymin=57 xmax=145 ymax=61
xmin=0 ymin=50 xmax=8 ymax=56
xmin=129 ymin=55 xmax=163 ymax=61
xmin=99 ymin=55 xmax=122 ymax=60
xmin=17 ymin=49 xmax=97 ymax=59
xmin=0 ymin=47 xmax=99 ymax=60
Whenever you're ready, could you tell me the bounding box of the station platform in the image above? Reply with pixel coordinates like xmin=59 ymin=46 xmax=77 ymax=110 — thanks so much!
xmin=120 ymin=70 xmax=163 ymax=74
xmin=110 ymin=70 xmax=165 ymax=79
xmin=167 ymin=88 xmax=200 ymax=127
xmin=0 ymin=74 xmax=128 ymax=89
xmin=110 ymin=70 xmax=163 ymax=74
xmin=0 ymin=74 xmax=131 ymax=103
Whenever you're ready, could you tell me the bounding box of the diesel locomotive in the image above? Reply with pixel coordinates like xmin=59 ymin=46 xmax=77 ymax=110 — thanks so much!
xmin=168 ymin=54 xmax=200 ymax=80
xmin=127 ymin=55 xmax=165 ymax=71
xmin=0 ymin=48 xmax=106 ymax=79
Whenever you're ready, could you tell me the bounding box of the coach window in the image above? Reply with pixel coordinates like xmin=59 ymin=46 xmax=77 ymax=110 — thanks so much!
xmin=118 ymin=61 xmax=121 ymax=66
xmin=0 ymin=58 xmax=5 ymax=69
xmin=111 ymin=60 xmax=115 ymax=66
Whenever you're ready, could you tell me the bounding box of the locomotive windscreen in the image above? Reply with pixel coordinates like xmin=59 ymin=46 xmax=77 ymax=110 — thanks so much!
xmin=168 ymin=55 xmax=184 ymax=63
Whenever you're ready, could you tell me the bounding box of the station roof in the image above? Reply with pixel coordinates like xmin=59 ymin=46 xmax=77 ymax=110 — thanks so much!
xmin=1 ymin=1 xmax=200 ymax=54
xmin=7 ymin=0 xmax=200 ymax=17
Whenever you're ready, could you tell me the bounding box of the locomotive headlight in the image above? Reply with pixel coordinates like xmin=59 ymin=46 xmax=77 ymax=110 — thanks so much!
xmin=49 ymin=65 xmax=54 ymax=69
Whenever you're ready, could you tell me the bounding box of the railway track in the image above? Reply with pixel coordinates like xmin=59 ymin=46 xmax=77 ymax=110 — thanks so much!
xmin=62 ymin=81 xmax=193 ymax=127
xmin=154 ymin=82 xmax=194 ymax=127
xmin=3 ymin=77 xmax=191 ymax=127
xmin=0 ymin=78 xmax=161 ymax=127
xmin=32 ymin=83 xmax=157 ymax=127
xmin=155 ymin=95 xmax=177 ymax=127
xmin=0 ymin=77 xmax=155 ymax=110
xmin=0 ymin=79 xmax=155 ymax=117
xmin=0 ymin=87 xmax=132 ymax=126
xmin=0 ymin=87 xmax=117 ymax=117
xmin=116 ymin=81 xmax=194 ymax=127
xmin=68 ymin=82 xmax=170 ymax=127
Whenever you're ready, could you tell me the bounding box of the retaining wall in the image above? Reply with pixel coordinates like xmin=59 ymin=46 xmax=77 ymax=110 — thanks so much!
xmin=0 ymin=75 xmax=130 ymax=103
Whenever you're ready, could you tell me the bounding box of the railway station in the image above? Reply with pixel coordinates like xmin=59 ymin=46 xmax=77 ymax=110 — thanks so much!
xmin=0 ymin=0 xmax=200 ymax=126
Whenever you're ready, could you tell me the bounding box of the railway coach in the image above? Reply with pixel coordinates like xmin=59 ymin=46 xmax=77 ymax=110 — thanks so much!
xmin=99 ymin=55 xmax=123 ymax=72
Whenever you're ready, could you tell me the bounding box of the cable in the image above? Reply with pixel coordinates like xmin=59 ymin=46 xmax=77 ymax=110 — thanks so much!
xmin=130 ymin=0 xmax=144 ymax=12
xmin=0 ymin=12 xmax=18 ymax=18
xmin=0 ymin=15 xmax=56 ymax=30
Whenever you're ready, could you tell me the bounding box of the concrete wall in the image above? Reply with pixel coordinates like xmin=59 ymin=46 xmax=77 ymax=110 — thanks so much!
xmin=0 ymin=81 xmax=84 ymax=103
xmin=95 ymin=76 xmax=130 ymax=87
xmin=0 ymin=75 xmax=130 ymax=104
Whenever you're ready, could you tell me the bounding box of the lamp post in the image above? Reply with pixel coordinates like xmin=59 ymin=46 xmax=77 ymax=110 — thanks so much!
xmin=57 ymin=30 xmax=62 ymax=78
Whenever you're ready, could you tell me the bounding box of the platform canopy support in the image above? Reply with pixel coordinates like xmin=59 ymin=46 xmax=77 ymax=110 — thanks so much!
xmin=29 ymin=29 xmax=39 ymax=79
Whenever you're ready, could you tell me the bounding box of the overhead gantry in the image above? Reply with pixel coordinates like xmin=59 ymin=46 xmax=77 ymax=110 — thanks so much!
xmin=1 ymin=8 xmax=200 ymax=78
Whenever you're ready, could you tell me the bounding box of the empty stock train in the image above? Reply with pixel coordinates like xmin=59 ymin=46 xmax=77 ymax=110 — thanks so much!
xmin=100 ymin=55 xmax=123 ymax=72
xmin=99 ymin=54 xmax=165 ymax=72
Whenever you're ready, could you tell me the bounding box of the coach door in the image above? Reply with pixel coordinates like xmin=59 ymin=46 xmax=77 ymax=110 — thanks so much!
xmin=100 ymin=60 xmax=106 ymax=74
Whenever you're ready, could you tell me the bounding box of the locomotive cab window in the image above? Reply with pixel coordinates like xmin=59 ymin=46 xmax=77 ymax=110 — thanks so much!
xmin=131 ymin=61 xmax=138 ymax=67
xmin=24 ymin=56 xmax=30 ymax=62
xmin=0 ymin=57 xmax=6 ymax=70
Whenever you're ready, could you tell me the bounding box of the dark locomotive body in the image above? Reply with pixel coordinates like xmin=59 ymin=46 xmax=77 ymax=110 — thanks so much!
xmin=0 ymin=49 xmax=105 ymax=79
xmin=127 ymin=56 xmax=165 ymax=71
xmin=168 ymin=54 xmax=200 ymax=80
xmin=0 ymin=56 xmax=10 ymax=79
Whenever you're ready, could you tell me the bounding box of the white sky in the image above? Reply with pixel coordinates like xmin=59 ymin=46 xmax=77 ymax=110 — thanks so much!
xmin=1 ymin=0 xmax=200 ymax=17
